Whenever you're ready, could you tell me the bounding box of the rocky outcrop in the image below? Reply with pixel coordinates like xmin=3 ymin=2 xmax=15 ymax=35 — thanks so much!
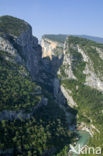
xmin=83 ymin=64 xmax=103 ymax=91
xmin=41 ymin=37 xmax=64 ymax=60
xmin=15 ymin=26 xmax=43 ymax=81
xmin=77 ymin=45 xmax=103 ymax=91
xmin=60 ymin=38 xmax=103 ymax=91
xmin=96 ymin=47 xmax=103 ymax=60
xmin=41 ymin=37 xmax=64 ymax=77
xmin=0 ymin=21 xmax=42 ymax=82
xmin=0 ymin=36 xmax=22 ymax=62
xmin=41 ymin=37 xmax=66 ymax=104
xmin=0 ymin=17 xmax=67 ymax=111
xmin=61 ymin=85 xmax=77 ymax=108
xmin=77 ymin=122 xmax=100 ymax=137
xmin=58 ymin=39 xmax=77 ymax=79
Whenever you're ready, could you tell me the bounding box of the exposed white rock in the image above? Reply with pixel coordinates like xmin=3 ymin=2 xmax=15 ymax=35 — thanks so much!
xmin=77 ymin=45 xmax=89 ymax=62
xmin=61 ymin=52 xmax=76 ymax=79
xmin=96 ymin=47 xmax=103 ymax=60
xmin=77 ymin=122 xmax=100 ymax=137
xmin=0 ymin=37 xmax=16 ymax=55
xmin=77 ymin=45 xmax=103 ymax=91
xmin=0 ymin=36 xmax=22 ymax=62
xmin=59 ymin=39 xmax=76 ymax=79
xmin=91 ymin=124 xmax=100 ymax=133
xmin=41 ymin=38 xmax=63 ymax=60
xmin=61 ymin=85 xmax=78 ymax=108
xmin=83 ymin=63 xmax=103 ymax=91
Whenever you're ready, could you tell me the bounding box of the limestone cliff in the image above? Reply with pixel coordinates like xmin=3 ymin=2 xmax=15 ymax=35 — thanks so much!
xmin=0 ymin=16 xmax=50 ymax=114
xmin=0 ymin=16 xmax=72 ymax=155
xmin=41 ymin=37 xmax=64 ymax=60
xmin=0 ymin=16 xmax=67 ymax=107
xmin=1 ymin=16 xmax=103 ymax=155
xmin=59 ymin=36 xmax=103 ymax=91
xmin=59 ymin=36 xmax=103 ymax=149
xmin=41 ymin=35 xmax=103 ymax=149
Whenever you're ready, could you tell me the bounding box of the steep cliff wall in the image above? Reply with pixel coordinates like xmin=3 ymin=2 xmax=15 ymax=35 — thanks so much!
xmin=41 ymin=36 xmax=67 ymax=104
xmin=0 ymin=16 xmax=67 ymax=106
xmin=41 ymin=35 xmax=103 ymax=151
xmin=2 ymin=16 xmax=103 ymax=155
xmin=41 ymin=37 xmax=64 ymax=59
xmin=59 ymin=36 xmax=103 ymax=149
xmin=59 ymin=36 xmax=103 ymax=91
xmin=0 ymin=16 xmax=72 ymax=155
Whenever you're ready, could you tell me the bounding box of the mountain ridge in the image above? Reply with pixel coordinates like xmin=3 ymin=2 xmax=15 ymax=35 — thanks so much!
xmin=0 ymin=15 xmax=103 ymax=155
xmin=42 ymin=34 xmax=103 ymax=44
xmin=0 ymin=15 xmax=73 ymax=156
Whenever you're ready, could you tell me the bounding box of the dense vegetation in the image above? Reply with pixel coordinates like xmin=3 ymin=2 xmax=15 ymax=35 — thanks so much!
xmin=0 ymin=49 xmax=73 ymax=155
xmin=0 ymin=16 xmax=29 ymax=36
xmin=68 ymin=36 xmax=103 ymax=79
xmin=0 ymin=106 xmax=71 ymax=155
xmin=75 ymin=35 xmax=103 ymax=44
xmin=60 ymin=36 xmax=103 ymax=155
xmin=69 ymin=47 xmax=86 ymax=82
xmin=68 ymin=36 xmax=103 ymax=48
xmin=43 ymin=34 xmax=67 ymax=43
xmin=1 ymin=16 xmax=103 ymax=155
xmin=62 ymin=79 xmax=103 ymax=154
xmin=43 ymin=34 xmax=103 ymax=44
xmin=0 ymin=50 xmax=41 ymax=111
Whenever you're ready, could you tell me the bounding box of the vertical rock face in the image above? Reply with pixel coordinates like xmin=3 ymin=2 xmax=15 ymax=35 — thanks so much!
xmin=53 ymin=78 xmax=66 ymax=104
xmin=59 ymin=36 xmax=103 ymax=91
xmin=59 ymin=36 xmax=103 ymax=148
xmin=1 ymin=16 xmax=103 ymax=154
xmin=0 ymin=16 xmax=42 ymax=82
xmin=41 ymin=36 xmax=67 ymax=104
xmin=0 ymin=16 xmax=66 ymax=106
xmin=0 ymin=17 xmax=73 ymax=155
xmin=15 ymin=26 xmax=42 ymax=81
xmin=58 ymin=38 xmax=77 ymax=79
xmin=41 ymin=37 xmax=64 ymax=76
xmin=41 ymin=37 xmax=64 ymax=59
xmin=0 ymin=35 xmax=22 ymax=63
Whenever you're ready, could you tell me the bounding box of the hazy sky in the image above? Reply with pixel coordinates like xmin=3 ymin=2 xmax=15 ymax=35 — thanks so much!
xmin=0 ymin=0 xmax=103 ymax=39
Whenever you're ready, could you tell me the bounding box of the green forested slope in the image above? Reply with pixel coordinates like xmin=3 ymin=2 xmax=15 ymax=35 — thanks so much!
xmin=0 ymin=15 xmax=29 ymax=36
xmin=0 ymin=46 xmax=71 ymax=155
xmin=60 ymin=36 xmax=103 ymax=155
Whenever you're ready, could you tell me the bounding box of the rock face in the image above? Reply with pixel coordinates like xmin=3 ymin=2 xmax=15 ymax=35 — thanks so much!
xmin=58 ymin=39 xmax=77 ymax=80
xmin=0 ymin=16 xmax=42 ymax=83
xmin=41 ymin=37 xmax=64 ymax=60
xmin=58 ymin=36 xmax=103 ymax=145
xmin=61 ymin=85 xmax=77 ymax=108
xmin=41 ymin=36 xmax=66 ymax=104
xmin=77 ymin=45 xmax=103 ymax=91
xmin=0 ymin=19 xmax=73 ymax=156
xmin=43 ymin=35 xmax=103 ymax=143
xmin=1 ymin=17 xmax=103 ymax=154
xmin=15 ymin=26 xmax=42 ymax=81
xmin=41 ymin=37 xmax=64 ymax=76
xmin=0 ymin=36 xmax=22 ymax=62
xmin=58 ymin=36 xmax=103 ymax=91
xmin=0 ymin=16 xmax=66 ymax=108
